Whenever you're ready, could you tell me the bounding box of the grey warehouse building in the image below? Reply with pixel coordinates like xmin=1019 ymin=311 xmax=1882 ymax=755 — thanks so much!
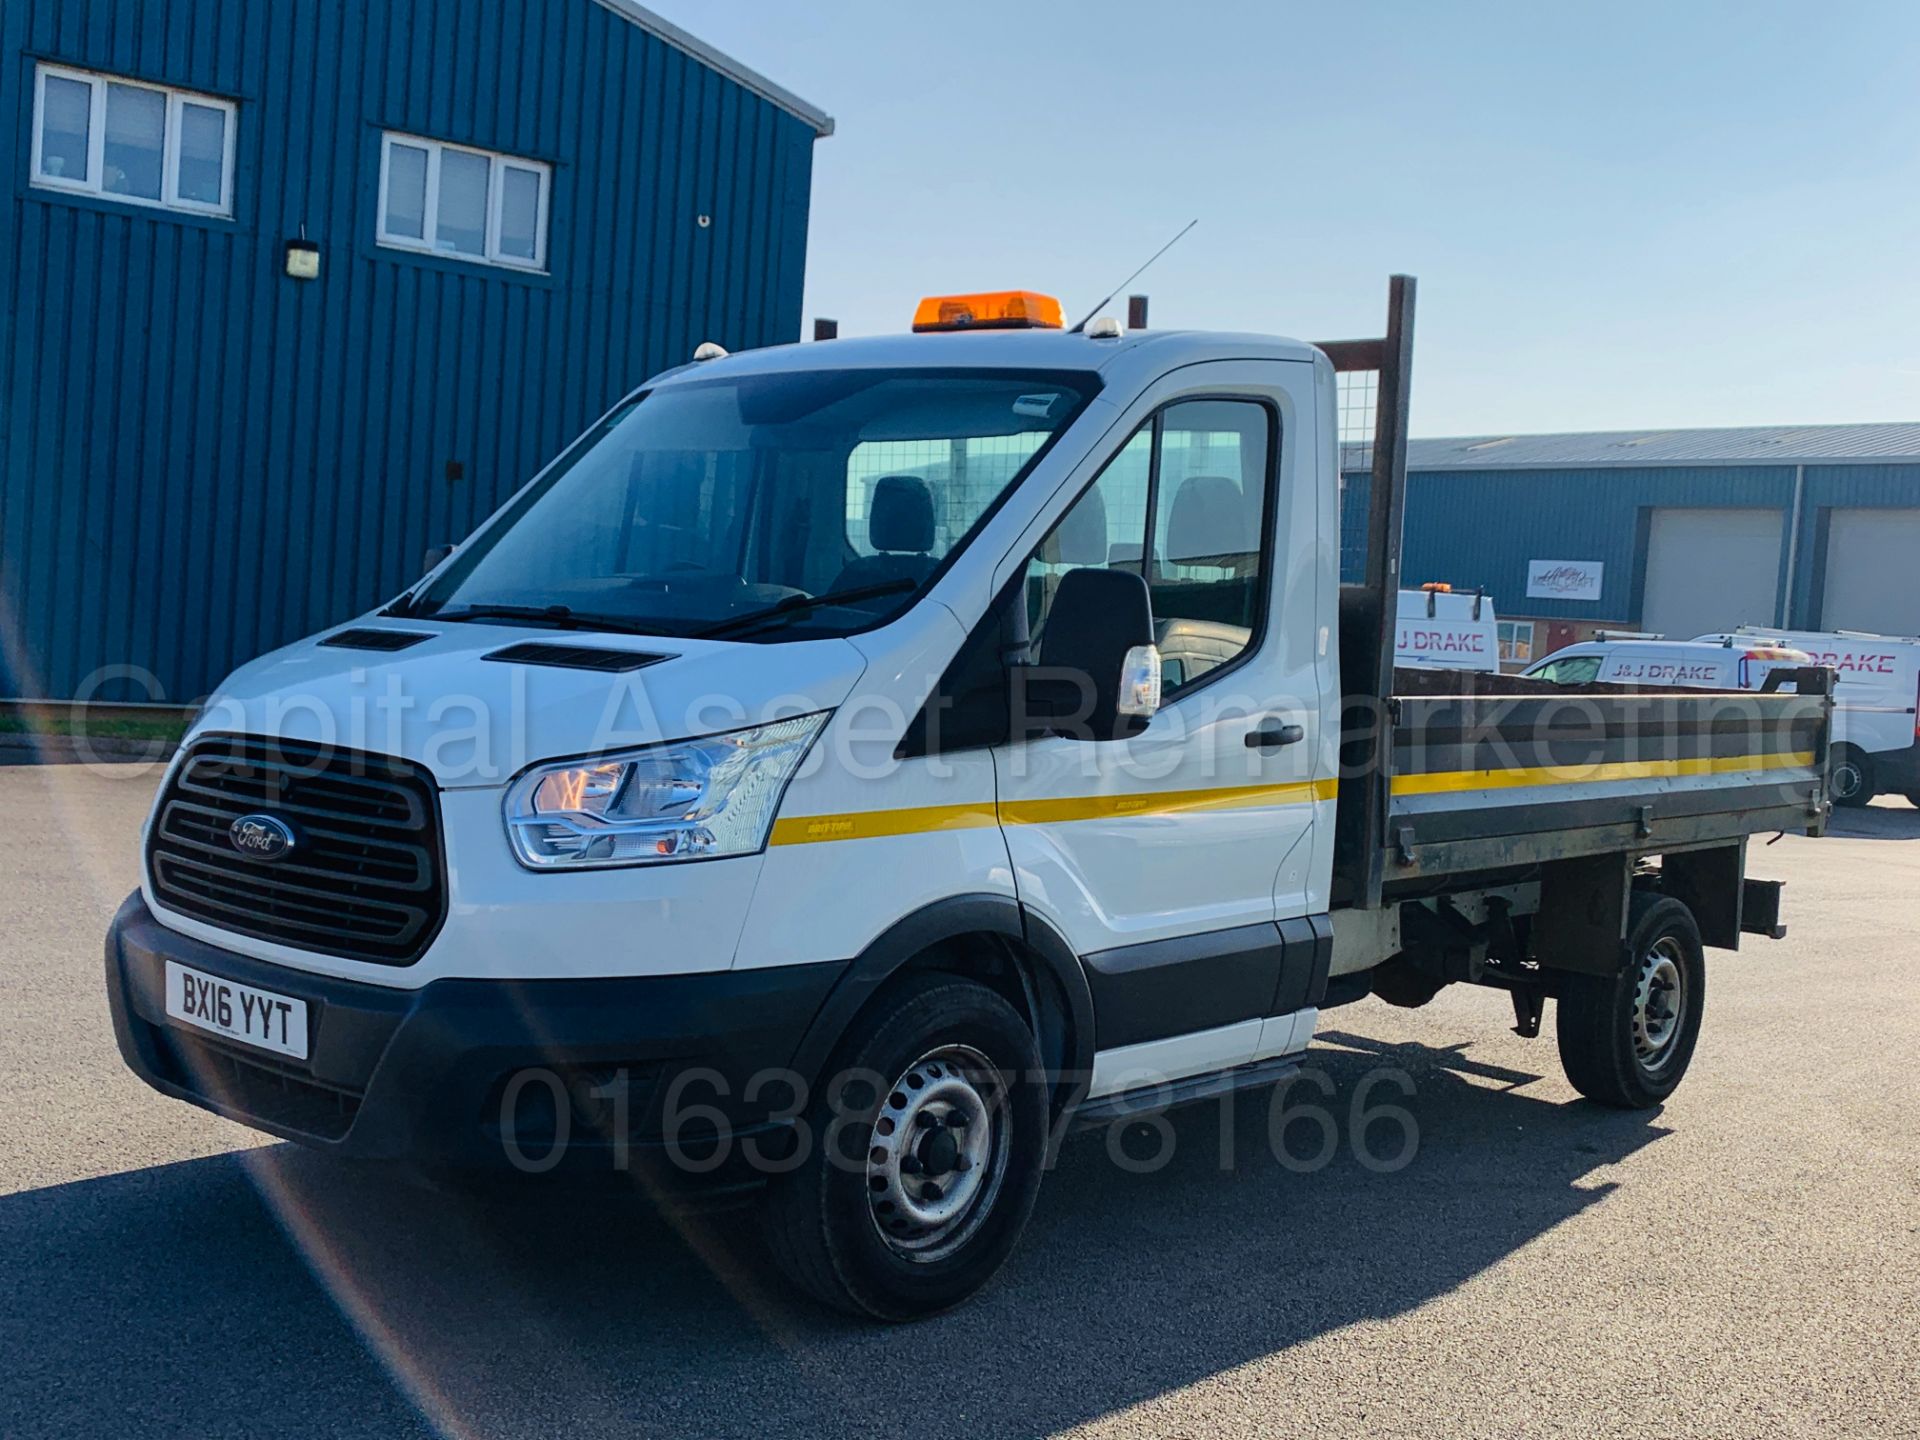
xmin=1339 ymin=423 xmax=1920 ymax=666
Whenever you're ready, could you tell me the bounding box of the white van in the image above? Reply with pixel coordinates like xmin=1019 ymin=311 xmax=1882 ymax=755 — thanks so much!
xmin=1394 ymin=586 xmax=1499 ymax=672
xmin=1693 ymin=628 xmax=1920 ymax=806
xmin=1523 ymin=637 xmax=1810 ymax=693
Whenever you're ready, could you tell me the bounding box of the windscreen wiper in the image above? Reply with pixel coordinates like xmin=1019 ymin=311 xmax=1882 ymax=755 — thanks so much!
xmin=695 ymin=579 xmax=919 ymax=640
xmin=429 ymin=603 xmax=661 ymax=636
xmin=382 ymin=589 xmax=430 ymax=619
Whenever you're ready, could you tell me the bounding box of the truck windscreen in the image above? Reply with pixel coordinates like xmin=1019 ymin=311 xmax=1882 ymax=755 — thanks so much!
xmin=414 ymin=367 xmax=1100 ymax=640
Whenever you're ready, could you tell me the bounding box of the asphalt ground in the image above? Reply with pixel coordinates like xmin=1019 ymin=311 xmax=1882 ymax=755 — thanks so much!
xmin=2 ymin=760 xmax=1916 ymax=1439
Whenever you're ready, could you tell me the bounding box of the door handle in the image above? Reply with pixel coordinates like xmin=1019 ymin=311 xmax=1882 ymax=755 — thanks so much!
xmin=1245 ymin=721 xmax=1306 ymax=750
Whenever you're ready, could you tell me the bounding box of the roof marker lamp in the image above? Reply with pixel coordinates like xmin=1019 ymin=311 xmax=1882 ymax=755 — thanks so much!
xmin=912 ymin=290 xmax=1064 ymax=333
xmin=505 ymin=713 xmax=828 ymax=869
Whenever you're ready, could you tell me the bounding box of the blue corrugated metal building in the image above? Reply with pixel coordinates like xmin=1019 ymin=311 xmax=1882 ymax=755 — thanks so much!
xmin=2 ymin=0 xmax=830 ymax=703
xmin=1343 ymin=424 xmax=1920 ymax=665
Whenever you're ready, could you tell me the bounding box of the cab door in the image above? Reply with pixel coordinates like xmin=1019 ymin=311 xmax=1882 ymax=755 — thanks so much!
xmin=989 ymin=362 xmax=1326 ymax=1094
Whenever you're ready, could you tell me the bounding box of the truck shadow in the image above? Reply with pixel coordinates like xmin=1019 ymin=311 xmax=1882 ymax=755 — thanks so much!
xmin=0 ymin=1038 xmax=1665 ymax=1439
xmin=1823 ymin=801 xmax=1920 ymax=840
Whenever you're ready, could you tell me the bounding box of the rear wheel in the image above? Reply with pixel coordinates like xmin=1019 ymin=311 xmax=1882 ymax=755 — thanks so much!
xmin=1555 ymin=893 xmax=1705 ymax=1109
xmin=762 ymin=973 xmax=1048 ymax=1320
xmin=1830 ymin=745 xmax=1874 ymax=807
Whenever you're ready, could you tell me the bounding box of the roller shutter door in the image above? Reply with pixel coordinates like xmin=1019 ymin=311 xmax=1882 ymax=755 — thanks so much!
xmin=1641 ymin=508 xmax=1783 ymax=638
xmin=1821 ymin=508 xmax=1920 ymax=636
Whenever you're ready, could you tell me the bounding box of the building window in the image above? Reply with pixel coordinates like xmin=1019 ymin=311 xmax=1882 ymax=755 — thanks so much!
xmin=1498 ymin=619 xmax=1535 ymax=664
xmin=377 ymin=132 xmax=550 ymax=271
xmin=30 ymin=64 xmax=235 ymax=216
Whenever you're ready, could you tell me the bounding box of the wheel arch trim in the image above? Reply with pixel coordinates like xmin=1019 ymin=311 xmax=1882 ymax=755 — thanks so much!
xmin=785 ymin=894 xmax=1097 ymax=1100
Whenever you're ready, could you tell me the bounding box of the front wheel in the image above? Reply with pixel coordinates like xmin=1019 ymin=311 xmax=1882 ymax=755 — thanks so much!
xmin=1556 ymin=893 xmax=1705 ymax=1109
xmin=762 ymin=973 xmax=1048 ymax=1320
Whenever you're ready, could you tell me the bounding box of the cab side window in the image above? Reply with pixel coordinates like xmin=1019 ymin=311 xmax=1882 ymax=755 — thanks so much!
xmin=1024 ymin=399 xmax=1274 ymax=693
xmin=1024 ymin=425 xmax=1151 ymax=635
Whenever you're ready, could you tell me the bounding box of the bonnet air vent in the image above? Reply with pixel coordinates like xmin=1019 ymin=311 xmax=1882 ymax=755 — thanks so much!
xmin=481 ymin=641 xmax=673 ymax=673
xmin=318 ymin=628 xmax=437 ymax=652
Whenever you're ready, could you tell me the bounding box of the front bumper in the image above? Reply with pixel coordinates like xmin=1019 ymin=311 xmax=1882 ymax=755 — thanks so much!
xmin=105 ymin=892 xmax=846 ymax=1180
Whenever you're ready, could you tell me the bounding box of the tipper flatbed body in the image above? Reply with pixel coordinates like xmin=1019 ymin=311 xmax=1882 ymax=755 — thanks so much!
xmin=1376 ymin=673 xmax=1827 ymax=885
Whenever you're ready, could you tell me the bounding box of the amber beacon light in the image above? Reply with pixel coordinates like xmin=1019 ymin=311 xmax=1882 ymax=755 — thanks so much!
xmin=912 ymin=290 xmax=1065 ymax=333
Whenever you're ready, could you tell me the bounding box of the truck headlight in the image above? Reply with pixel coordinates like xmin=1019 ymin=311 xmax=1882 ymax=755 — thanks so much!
xmin=504 ymin=713 xmax=827 ymax=869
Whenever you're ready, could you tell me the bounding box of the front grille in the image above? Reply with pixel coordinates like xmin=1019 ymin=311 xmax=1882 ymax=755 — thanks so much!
xmin=148 ymin=734 xmax=446 ymax=965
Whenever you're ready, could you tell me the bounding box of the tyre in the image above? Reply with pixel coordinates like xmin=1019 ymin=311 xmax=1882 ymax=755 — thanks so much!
xmin=1830 ymin=745 xmax=1874 ymax=808
xmin=762 ymin=972 xmax=1048 ymax=1320
xmin=1555 ymin=893 xmax=1705 ymax=1109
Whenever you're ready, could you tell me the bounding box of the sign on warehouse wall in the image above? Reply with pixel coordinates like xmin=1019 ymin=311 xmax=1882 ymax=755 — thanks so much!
xmin=1526 ymin=559 xmax=1605 ymax=602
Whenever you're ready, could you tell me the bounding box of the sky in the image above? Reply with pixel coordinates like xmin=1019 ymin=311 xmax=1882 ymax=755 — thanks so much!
xmin=641 ymin=0 xmax=1920 ymax=437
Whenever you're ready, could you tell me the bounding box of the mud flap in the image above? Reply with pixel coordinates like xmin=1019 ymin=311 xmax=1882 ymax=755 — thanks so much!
xmin=1533 ymin=852 xmax=1631 ymax=976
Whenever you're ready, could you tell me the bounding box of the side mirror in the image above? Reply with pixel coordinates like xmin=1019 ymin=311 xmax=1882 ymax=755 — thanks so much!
xmin=421 ymin=543 xmax=454 ymax=578
xmin=1021 ymin=567 xmax=1162 ymax=741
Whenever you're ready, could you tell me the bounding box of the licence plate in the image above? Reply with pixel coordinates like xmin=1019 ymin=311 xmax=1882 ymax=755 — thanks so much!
xmin=164 ymin=961 xmax=310 ymax=1060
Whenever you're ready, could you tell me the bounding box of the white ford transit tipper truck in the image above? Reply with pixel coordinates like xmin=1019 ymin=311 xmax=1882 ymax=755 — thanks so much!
xmin=106 ymin=279 xmax=1833 ymax=1319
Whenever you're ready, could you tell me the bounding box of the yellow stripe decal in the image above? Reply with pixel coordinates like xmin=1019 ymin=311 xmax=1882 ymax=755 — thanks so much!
xmin=997 ymin=777 xmax=1337 ymax=827
xmin=770 ymin=777 xmax=1338 ymax=846
xmin=1390 ymin=750 xmax=1815 ymax=797
xmin=769 ymin=803 xmax=999 ymax=847
xmin=771 ymin=753 xmax=1812 ymax=845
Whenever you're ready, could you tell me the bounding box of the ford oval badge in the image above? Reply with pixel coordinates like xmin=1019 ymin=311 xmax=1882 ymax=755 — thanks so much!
xmin=229 ymin=813 xmax=297 ymax=862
